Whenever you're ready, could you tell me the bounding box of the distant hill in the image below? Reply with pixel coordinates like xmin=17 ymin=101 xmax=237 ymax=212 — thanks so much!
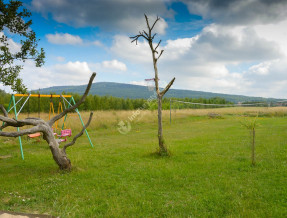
xmin=34 ymin=82 xmax=282 ymax=103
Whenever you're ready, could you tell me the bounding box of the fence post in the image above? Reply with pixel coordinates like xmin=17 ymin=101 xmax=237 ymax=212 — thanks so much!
xmin=170 ymin=99 xmax=171 ymax=124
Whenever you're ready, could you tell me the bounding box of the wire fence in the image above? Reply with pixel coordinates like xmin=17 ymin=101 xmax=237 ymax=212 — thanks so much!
xmin=170 ymin=99 xmax=268 ymax=107
xmin=168 ymin=99 xmax=286 ymax=124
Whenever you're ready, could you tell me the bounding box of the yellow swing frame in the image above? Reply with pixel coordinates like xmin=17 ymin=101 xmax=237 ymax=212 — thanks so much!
xmin=49 ymin=98 xmax=67 ymax=132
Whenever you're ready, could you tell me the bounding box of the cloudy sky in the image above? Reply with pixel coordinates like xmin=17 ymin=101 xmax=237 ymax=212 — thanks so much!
xmin=2 ymin=0 xmax=287 ymax=98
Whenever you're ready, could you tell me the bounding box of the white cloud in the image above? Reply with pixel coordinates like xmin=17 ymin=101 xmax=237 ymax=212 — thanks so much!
xmin=11 ymin=59 xmax=128 ymax=91
xmin=112 ymin=23 xmax=281 ymax=67
xmin=111 ymin=35 xmax=151 ymax=64
xmin=56 ymin=56 xmax=65 ymax=62
xmin=248 ymin=62 xmax=271 ymax=76
xmin=92 ymin=40 xmax=103 ymax=47
xmin=101 ymin=60 xmax=127 ymax=72
xmin=130 ymin=81 xmax=148 ymax=86
xmin=53 ymin=61 xmax=92 ymax=80
xmin=19 ymin=60 xmax=93 ymax=90
xmin=0 ymin=32 xmax=21 ymax=53
xmin=7 ymin=38 xmax=21 ymax=53
xmin=254 ymin=20 xmax=287 ymax=56
xmin=163 ymin=37 xmax=198 ymax=60
xmin=46 ymin=33 xmax=83 ymax=45
xmin=123 ymin=15 xmax=168 ymax=35
xmin=192 ymin=24 xmax=282 ymax=63
xmin=110 ymin=21 xmax=287 ymax=98
xmin=46 ymin=33 xmax=104 ymax=47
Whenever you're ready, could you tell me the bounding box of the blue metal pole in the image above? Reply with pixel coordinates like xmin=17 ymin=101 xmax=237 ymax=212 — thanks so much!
xmin=71 ymin=97 xmax=94 ymax=148
xmin=12 ymin=95 xmax=24 ymax=160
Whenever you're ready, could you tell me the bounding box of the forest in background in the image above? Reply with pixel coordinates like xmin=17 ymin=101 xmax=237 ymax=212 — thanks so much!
xmin=0 ymin=89 xmax=234 ymax=113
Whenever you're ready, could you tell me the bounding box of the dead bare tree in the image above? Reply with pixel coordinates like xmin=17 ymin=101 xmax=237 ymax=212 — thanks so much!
xmin=0 ymin=73 xmax=96 ymax=170
xmin=130 ymin=15 xmax=175 ymax=154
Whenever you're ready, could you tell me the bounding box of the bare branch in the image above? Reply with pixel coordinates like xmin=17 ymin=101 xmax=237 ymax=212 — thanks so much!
xmin=0 ymin=126 xmax=41 ymax=137
xmin=142 ymin=35 xmax=149 ymax=41
xmin=130 ymin=34 xmax=141 ymax=41
xmin=144 ymin=14 xmax=151 ymax=31
xmin=130 ymin=37 xmax=139 ymax=44
xmin=63 ymin=112 xmax=93 ymax=152
xmin=151 ymin=33 xmax=157 ymax=40
xmin=0 ymin=115 xmax=42 ymax=130
xmin=0 ymin=115 xmax=18 ymax=126
xmin=157 ymin=50 xmax=164 ymax=61
xmin=26 ymin=117 xmax=42 ymax=120
xmin=155 ymin=40 xmax=161 ymax=51
xmin=0 ymin=117 xmax=43 ymax=129
xmin=130 ymin=35 xmax=137 ymax=40
xmin=160 ymin=77 xmax=176 ymax=97
xmin=131 ymin=38 xmax=138 ymax=45
xmin=150 ymin=16 xmax=160 ymax=31
xmin=0 ymin=104 xmax=8 ymax=117
xmin=48 ymin=72 xmax=96 ymax=126
xmin=130 ymin=15 xmax=161 ymax=46
xmin=143 ymin=30 xmax=149 ymax=38
xmin=130 ymin=34 xmax=148 ymax=45
xmin=0 ymin=123 xmax=9 ymax=130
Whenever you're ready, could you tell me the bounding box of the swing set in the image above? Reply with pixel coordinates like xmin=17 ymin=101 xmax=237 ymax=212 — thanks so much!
xmin=3 ymin=93 xmax=94 ymax=160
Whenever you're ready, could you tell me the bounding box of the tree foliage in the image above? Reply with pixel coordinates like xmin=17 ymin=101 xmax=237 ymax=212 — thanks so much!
xmin=0 ymin=89 xmax=232 ymax=113
xmin=0 ymin=0 xmax=45 ymax=93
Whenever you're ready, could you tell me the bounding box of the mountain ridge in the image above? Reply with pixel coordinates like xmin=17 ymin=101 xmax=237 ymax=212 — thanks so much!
xmin=34 ymin=82 xmax=283 ymax=103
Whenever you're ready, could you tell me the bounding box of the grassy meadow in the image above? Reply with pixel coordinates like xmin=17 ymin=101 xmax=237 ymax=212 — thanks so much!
xmin=0 ymin=107 xmax=287 ymax=217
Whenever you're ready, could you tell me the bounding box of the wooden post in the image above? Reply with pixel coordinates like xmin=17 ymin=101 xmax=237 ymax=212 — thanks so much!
xmin=252 ymin=127 xmax=255 ymax=165
xmin=170 ymin=99 xmax=171 ymax=124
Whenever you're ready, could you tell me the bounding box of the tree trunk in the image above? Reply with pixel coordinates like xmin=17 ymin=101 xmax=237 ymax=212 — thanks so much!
xmin=50 ymin=142 xmax=71 ymax=170
xmin=251 ymin=128 xmax=255 ymax=166
xmin=157 ymin=96 xmax=167 ymax=153
xmin=43 ymin=127 xmax=71 ymax=170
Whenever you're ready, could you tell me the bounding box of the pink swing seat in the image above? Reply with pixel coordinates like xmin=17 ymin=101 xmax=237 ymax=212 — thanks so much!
xmin=57 ymin=129 xmax=72 ymax=138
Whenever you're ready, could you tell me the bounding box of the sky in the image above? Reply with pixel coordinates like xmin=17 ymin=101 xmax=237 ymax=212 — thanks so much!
xmin=2 ymin=0 xmax=287 ymax=98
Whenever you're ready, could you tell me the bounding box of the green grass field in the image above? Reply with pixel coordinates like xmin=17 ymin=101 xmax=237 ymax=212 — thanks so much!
xmin=1 ymin=108 xmax=287 ymax=217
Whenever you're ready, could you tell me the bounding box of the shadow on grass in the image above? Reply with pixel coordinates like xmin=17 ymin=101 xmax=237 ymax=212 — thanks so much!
xmin=143 ymin=148 xmax=173 ymax=159
xmin=183 ymin=151 xmax=197 ymax=155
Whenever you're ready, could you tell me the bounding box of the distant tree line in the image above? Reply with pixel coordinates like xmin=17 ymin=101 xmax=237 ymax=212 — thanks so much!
xmin=0 ymin=89 xmax=235 ymax=113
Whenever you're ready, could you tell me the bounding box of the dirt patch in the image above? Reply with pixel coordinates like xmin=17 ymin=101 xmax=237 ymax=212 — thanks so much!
xmin=0 ymin=211 xmax=54 ymax=218
xmin=0 ymin=155 xmax=12 ymax=159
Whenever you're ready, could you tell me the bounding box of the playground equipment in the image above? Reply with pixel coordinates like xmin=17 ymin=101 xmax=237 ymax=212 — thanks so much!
xmin=48 ymin=96 xmax=67 ymax=132
xmin=27 ymin=132 xmax=41 ymax=141
xmin=57 ymin=129 xmax=72 ymax=142
xmin=2 ymin=94 xmax=94 ymax=160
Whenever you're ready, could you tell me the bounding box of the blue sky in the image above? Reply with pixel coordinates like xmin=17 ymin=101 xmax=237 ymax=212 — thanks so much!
xmin=2 ymin=0 xmax=287 ymax=98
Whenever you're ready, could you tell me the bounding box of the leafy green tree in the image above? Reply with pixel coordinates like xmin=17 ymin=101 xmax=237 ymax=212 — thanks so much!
xmin=0 ymin=0 xmax=45 ymax=93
